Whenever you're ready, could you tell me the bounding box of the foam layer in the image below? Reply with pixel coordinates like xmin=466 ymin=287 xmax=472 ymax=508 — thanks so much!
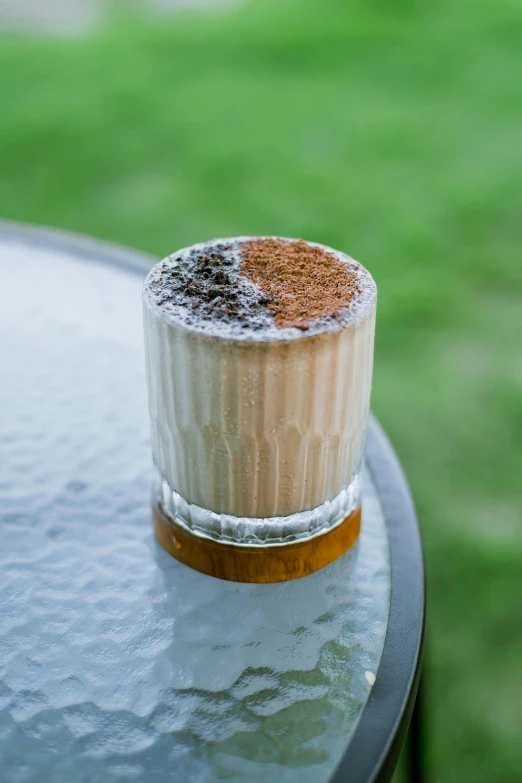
xmin=143 ymin=237 xmax=376 ymax=341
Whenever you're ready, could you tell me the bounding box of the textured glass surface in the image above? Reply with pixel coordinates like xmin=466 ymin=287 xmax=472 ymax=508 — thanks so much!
xmin=0 ymin=234 xmax=390 ymax=783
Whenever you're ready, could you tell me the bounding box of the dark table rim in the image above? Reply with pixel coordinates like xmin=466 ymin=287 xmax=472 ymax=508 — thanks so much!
xmin=331 ymin=420 xmax=425 ymax=783
xmin=1 ymin=219 xmax=426 ymax=783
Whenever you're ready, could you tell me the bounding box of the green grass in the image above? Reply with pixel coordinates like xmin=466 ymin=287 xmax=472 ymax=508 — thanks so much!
xmin=1 ymin=1 xmax=521 ymax=780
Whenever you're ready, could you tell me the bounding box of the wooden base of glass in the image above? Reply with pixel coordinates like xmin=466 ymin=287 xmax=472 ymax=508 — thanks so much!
xmin=152 ymin=502 xmax=361 ymax=583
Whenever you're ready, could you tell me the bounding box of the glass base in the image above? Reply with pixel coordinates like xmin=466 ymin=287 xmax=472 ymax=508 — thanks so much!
xmin=154 ymin=466 xmax=361 ymax=547
xmin=152 ymin=501 xmax=362 ymax=583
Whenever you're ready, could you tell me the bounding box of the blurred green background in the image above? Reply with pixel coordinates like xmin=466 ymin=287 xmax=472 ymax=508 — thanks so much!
xmin=1 ymin=1 xmax=521 ymax=781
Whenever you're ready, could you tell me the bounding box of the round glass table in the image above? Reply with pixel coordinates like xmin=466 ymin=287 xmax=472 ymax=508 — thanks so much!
xmin=0 ymin=222 xmax=425 ymax=783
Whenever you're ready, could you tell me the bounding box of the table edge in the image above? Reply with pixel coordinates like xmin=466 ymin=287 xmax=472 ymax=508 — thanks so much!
xmin=0 ymin=218 xmax=157 ymax=274
xmin=330 ymin=419 xmax=426 ymax=783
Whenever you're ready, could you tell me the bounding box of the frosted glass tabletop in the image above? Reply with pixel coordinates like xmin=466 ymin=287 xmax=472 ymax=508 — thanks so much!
xmin=0 ymin=226 xmax=391 ymax=783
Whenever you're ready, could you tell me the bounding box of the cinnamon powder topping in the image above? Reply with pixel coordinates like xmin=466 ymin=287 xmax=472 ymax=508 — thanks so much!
xmin=241 ymin=238 xmax=360 ymax=329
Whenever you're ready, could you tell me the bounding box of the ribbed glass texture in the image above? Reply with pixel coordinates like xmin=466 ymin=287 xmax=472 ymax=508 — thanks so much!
xmin=143 ymin=241 xmax=376 ymax=544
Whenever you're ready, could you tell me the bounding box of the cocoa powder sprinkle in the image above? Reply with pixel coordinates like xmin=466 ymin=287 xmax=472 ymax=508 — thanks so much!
xmin=241 ymin=238 xmax=360 ymax=329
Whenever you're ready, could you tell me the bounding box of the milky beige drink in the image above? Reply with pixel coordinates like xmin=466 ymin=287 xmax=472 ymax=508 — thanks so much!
xmin=143 ymin=237 xmax=376 ymax=574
